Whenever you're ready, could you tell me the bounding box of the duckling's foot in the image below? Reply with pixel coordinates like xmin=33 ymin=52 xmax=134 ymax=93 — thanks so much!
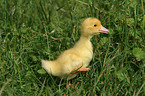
xmin=66 ymin=81 xmax=72 ymax=88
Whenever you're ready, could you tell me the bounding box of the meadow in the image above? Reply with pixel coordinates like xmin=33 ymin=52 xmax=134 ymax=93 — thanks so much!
xmin=0 ymin=0 xmax=145 ymax=95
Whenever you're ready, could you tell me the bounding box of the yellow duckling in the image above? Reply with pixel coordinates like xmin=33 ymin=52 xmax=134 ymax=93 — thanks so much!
xmin=41 ymin=17 xmax=109 ymax=79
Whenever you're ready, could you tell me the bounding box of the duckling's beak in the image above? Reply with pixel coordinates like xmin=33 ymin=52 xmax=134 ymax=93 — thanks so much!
xmin=98 ymin=26 xmax=109 ymax=34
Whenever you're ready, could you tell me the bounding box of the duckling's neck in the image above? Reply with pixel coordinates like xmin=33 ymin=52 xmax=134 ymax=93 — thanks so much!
xmin=80 ymin=35 xmax=92 ymax=40
xmin=79 ymin=36 xmax=92 ymax=43
xmin=73 ymin=35 xmax=93 ymax=50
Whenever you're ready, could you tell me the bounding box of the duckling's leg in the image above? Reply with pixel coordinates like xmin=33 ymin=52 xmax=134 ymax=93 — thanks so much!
xmin=69 ymin=68 xmax=90 ymax=75
xmin=77 ymin=68 xmax=90 ymax=72
xmin=66 ymin=68 xmax=90 ymax=77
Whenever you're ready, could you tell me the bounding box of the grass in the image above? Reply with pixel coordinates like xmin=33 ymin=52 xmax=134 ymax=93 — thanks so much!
xmin=0 ymin=0 xmax=145 ymax=95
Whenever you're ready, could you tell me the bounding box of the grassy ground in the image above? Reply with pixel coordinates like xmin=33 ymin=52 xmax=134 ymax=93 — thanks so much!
xmin=0 ymin=0 xmax=145 ymax=95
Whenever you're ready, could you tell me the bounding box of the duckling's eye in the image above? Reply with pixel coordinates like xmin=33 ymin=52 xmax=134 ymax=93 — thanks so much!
xmin=94 ymin=24 xmax=97 ymax=27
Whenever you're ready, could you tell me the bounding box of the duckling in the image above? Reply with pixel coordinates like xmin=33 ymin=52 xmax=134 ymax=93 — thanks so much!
xmin=41 ymin=17 xmax=109 ymax=79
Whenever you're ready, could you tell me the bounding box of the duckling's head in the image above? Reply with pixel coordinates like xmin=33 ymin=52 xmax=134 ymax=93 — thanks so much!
xmin=81 ymin=17 xmax=109 ymax=37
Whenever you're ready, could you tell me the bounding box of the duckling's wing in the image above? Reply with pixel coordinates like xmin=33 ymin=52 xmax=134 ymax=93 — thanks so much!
xmin=57 ymin=49 xmax=83 ymax=71
xmin=70 ymin=53 xmax=83 ymax=68
xmin=61 ymin=51 xmax=90 ymax=75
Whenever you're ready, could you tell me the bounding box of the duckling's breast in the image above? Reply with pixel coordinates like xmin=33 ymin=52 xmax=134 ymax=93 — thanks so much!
xmin=74 ymin=40 xmax=93 ymax=68
xmin=80 ymin=47 xmax=93 ymax=67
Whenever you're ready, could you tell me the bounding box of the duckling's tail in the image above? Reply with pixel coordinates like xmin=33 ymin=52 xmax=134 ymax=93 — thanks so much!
xmin=41 ymin=60 xmax=53 ymax=74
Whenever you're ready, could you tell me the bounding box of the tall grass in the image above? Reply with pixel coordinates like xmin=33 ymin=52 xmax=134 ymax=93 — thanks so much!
xmin=0 ymin=0 xmax=144 ymax=95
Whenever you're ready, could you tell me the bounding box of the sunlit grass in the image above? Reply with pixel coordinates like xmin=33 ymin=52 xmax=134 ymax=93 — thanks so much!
xmin=0 ymin=0 xmax=144 ymax=95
